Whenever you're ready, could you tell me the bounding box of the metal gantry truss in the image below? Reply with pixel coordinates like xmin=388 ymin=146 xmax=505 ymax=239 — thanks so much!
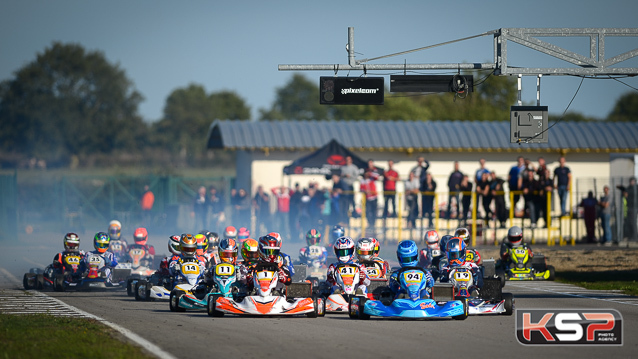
xmin=278 ymin=27 xmax=638 ymax=77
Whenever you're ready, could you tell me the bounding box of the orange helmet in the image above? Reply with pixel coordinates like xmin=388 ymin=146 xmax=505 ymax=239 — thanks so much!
xmin=180 ymin=234 xmax=197 ymax=258
xmin=224 ymin=226 xmax=238 ymax=240
xmin=133 ymin=228 xmax=148 ymax=245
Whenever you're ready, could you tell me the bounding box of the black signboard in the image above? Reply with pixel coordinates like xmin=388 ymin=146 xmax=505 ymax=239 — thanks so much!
xmin=320 ymin=77 xmax=384 ymax=105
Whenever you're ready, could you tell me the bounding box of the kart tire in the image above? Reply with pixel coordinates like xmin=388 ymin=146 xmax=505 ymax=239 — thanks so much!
xmin=307 ymin=296 xmax=323 ymax=318
xmin=36 ymin=274 xmax=44 ymax=290
xmin=169 ymin=290 xmax=186 ymax=312
xmin=503 ymin=293 xmax=514 ymax=316
xmin=357 ymin=297 xmax=370 ymax=320
xmin=495 ymin=269 xmax=506 ymax=287
xmin=348 ymin=296 xmax=360 ymax=319
xmin=135 ymin=280 xmax=149 ymax=301
xmin=54 ymin=275 xmax=65 ymax=292
xmin=547 ymin=265 xmax=555 ymax=281
xmin=207 ymin=294 xmax=224 ymax=317
xmin=126 ymin=279 xmax=135 ymax=296
xmin=23 ymin=273 xmax=33 ymax=290
xmin=453 ymin=297 xmax=468 ymax=320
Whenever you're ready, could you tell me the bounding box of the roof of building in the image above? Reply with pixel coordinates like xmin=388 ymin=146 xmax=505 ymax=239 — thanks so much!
xmin=206 ymin=119 xmax=638 ymax=153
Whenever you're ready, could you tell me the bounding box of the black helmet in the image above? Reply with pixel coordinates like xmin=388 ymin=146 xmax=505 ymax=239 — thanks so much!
xmin=507 ymin=226 xmax=523 ymax=246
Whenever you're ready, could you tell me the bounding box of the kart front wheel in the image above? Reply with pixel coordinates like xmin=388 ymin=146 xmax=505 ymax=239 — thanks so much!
xmin=36 ymin=274 xmax=44 ymax=290
xmin=169 ymin=290 xmax=186 ymax=312
xmin=547 ymin=265 xmax=555 ymax=281
xmin=54 ymin=275 xmax=65 ymax=292
xmin=502 ymin=293 xmax=514 ymax=316
xmin=126 ymin=279 xmax=135 ymax=296
xmin=453 ymin=297 xmax=468 ymax=320
xmin=207 ymin=294 xmax=224 ymax=317
xmin=135 ymin=280 xmax=150 ymax=301
xmin=23 ymin=273 xmax=33 ymax=290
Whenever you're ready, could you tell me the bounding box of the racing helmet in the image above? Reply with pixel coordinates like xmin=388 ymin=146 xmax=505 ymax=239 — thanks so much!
xmin=454 ymin=228 xmax=470 ymax=246
xmin=306 ymin=229 xmax=322 ymax=246
xmin=439 ymin=235 xmax=453 ymax=254
xmin=507 ymin=226 xmax=523 ymax=246
xmin=370 ymin=237 xmax=381 ymax=257
xmin=93 ymin=232 xmax=111 ymax=254
xmin=356 ymin=238 xmax=375 ymax=262
xmin=180 ymin=234 xmax=197 ymax=258
xmin=396 ymin=240 xmax=419 ymax=267
xmin=425 ymin=230 xmax=440 ymax=250
xmin=258 ymin=234 xmax=281 ymax=263
xmin=223 ymin=226 xmax=238 ymax=240
xmin=133 ymin=228 xmax=148 ymax=246
xmin=195 ymin=234 xmax=208 ymax=256
xmin=205 ymin=232 xmax=220 ymax=250
xmin=241 ymin=238 xmax=259 ymax=263
xmin=238 ymin=227 xmax=250 ymax=242
xmin=445 ymin=237 xmax=467 ymax=267
xmin=218 ymin=238 xmax=238 ymax=264
xmin=168 ymin=235 xmax=181 ymax=255
xmin=64 ymin=232 xmax=80 ymax=252
xmin=108 ymin=220 xmax=122 ymax=240
xmin=332 ymin=225 xmax=345 ymax=241
xmin=333 ymin=236 xmax=355 ymax=263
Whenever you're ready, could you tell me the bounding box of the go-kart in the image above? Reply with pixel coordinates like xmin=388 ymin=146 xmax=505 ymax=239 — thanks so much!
xmin=124 ymin=246 xmax=155 ymax=294
xmin=81 ymin=253 xmax=124 ymax=290
xmin=180 ymin=262 xmax=245 ymax=310
xmin=24 ymin=252 xmax=86 ymax=292
xmin=169 ymin=259 xmax=207 ymax=312
xmin=319 ymin=263 xmax=369 ymax=313
xmin=448 ymin=267 xmax=513 ymax=316
xmin=207 ymin=262 xmax=324 ymax=318
xmin=131 ymin=271 xmax=174 ymax=301
xmin=348 ymin=266 xmax=467 ymax=320
xmin=497 ymin=246 xmax=555 ymax=281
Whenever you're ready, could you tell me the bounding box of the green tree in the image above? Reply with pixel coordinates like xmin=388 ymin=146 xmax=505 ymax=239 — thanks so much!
xmin=259 ymin=73 xmax=328 ymax=120
xmin=152 ymin=84 xmax=250 ymax=155
xmin=607 ymin=92 xmax=638 ymax=122
xmin=0 ymin=42 xmax=145 ymax=161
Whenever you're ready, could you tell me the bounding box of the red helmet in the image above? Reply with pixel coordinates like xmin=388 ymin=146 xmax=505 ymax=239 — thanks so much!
xmin=224 ymin=226 xmax=238 ymax=240
xmin=370 ymin=237 xmax=380 ymax=257
xmin=258 ymin=234 xmax=281 ymax=263
xmin=133 ymin=228 xmax=148 ymax=245
xmin=424 ymin=230 xmax=440 ymax=250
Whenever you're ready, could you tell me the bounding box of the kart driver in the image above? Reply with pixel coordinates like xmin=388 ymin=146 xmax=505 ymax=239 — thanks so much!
xmin=439 ymin=237 xmax=483 ymax=288
xmin=454 ymin=227 xmax=482 ymax=265
xmin=418 ymin=230 xmax=444 ymax=279
xmin=84 ymin=232 xmax=118 ymax=284
xmin=52 ymin=232 xmax=86 ymax=278
xmin=299 ymin=229 xmax=328 ymax=266
xmin=389 ymin=240 xmax=434 ymax=298
xmin=356 ymin=237 xmax=389 ymax=278
xmin=326 ymin=236 xmax=370 ymax=294
xmin=499 ymin=225 xmax=533 ymax=264
xmin=128 ymin=227 xmax=156 ymax=268
xmin=108 ymin=220 xmax=129 ymax=262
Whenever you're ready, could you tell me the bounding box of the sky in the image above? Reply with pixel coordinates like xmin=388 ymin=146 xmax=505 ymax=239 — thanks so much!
xmin=1 ymin=0 xmax=637 ymax=123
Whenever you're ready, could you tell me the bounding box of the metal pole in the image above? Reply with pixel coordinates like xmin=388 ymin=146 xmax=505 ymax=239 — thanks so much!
xmin=348 ymin=27 xmax=355 ymax=67
xmin=517 ymin=75 xmax=523 ymax=106
xmin=537 ymin=74 xmax=542 ymax=106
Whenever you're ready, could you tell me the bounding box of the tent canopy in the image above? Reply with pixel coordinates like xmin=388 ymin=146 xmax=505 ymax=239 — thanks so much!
xmin=283 ymin=139 xmax=371 ymax=176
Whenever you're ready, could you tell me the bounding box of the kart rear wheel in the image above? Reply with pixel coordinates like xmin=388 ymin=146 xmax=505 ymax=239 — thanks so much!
xmin=502 ymin=293 xmax=514 ymax=316
xmin=547 ymin=265 xmax=555 ymax=281
xmin=495 ymin=269 xmax=506 ymax=287
xmin=169 ymin=290 xmax=186 ymax=312
xmin=207 ymin=294 xmax=224 ymax=317
xmin=36 ymin=274 xmax=44 ymax=290
xmin=307 ymin=296 xmax=323 ymax=318
xmin=135 ymin=280 xmax=150 ymax=301
xmin=23 ymin=273 xmax=33 ymax=290
xmin=453 ymin=297 xmax=468 ymax=320
xmin=54 ymin=275 xmax=65 ymax=292
xmin=126 ymin=279 xmax=135 ymax=296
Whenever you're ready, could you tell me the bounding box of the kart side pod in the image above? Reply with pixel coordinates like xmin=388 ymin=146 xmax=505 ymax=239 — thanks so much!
xmin=431 ymin=283 xmax=455 ymax=302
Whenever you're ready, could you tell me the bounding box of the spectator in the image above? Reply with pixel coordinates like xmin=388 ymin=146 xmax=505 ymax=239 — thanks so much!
xmin=617 ymin=177 xmax=638 ymax=241
xmin=536 ymin=157 xmax=549 ymax=183
xmin=383 ymin=160 xmax=399 ymax=218
xmin=253 ymin=185 xmax=270 ymax=234
xmin=522 ymin=170 xmax=540 ymax=228
xmin=411 ymin=156 xmax=430 ymax=218
xmin=447 ymin=161 xmax=463 ymax=219
xmin=579 ymin=191 xmax=598 ymax=243
xmin=271 ymin=186 xmax=292 ymax=238
xmin=554 ymin=156 xmax=572 ymax=217
xmin=459 ymin=175 xmax=473 ymax=227
xmin=476 ymin=172 xmax=492 ymax=226
xmin=365 ymin=159 xmax=382 ymax=181
xmin=192 ymin=186 xmax=209 ymax=231
xmin=490 ymin=173 xmax=508 ymax=228
xmin=405 ymin=171 xmax=420 ymax=229
xmin=422 ymin=172 xmax=437 ymax=228
xmin=475 ymin=158 xmax=489 ymax=183
xmin=140 ymin=185 xmax=154 ymax=228
xmin=360 ymin=170 xmax=378 ymax=232
xmin=234 ymin=188 xmax=251 ymax=227
xmin=340 ymin=156 xmax=359 ymax=217
xmin=598 ymin=185 xmax=612 ymax=245
xmin=537 ymin=168 xmax=553 ymax=227
xmin=331 ymin=174 xmax=347 ymax=225
xmin=209 ymin=186 xmax=226 ymax=231
xmin=289 ymin=183 xmax=304 ymax=242
xmin=508 ymin=156 xmax=526 ymax=209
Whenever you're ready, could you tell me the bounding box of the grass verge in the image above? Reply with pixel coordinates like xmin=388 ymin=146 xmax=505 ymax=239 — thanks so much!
xmin=556 ymin=270 xmax=638 ymax=296
xmin=0 ymin=313 xmax=156 ymax=359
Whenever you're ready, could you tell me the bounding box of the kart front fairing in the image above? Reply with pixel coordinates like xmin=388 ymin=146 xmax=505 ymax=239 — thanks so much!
xmin=467 ymin=298 xmax=507 ymax=315
xmin=362 ymin=298 xmax=465 ymax=318
xmin=215 ymin=295 xmax=315 ymax=315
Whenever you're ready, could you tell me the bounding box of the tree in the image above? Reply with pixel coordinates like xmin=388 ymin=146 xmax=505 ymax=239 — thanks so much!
xmin=152 ymin=84 xmax=250 ymax=155
xmin=0 ymin=42 xmax=145 ymax=161
xmin=259 ymin=73 xmax=327 ymax=120
xmin=607 ymin=92 xmax=638 ymax=122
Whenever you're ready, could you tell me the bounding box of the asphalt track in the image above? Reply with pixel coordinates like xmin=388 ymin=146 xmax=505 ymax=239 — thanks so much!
xmin=2 ymin=240 xmax=637 ymax=358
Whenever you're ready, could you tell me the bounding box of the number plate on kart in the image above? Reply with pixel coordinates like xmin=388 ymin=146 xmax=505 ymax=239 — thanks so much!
xmin=515 ymin=248 xmax=527 ymax=255
xmin=339 ymin=266 xmax=356 ymax=286
xmin=403 ymin=271 xmax=422 ymax=284
xmin=65 ymin=256 xmax=81 ymax=265
xmin=454 ymin=270 xmax=471 ymax=282
xmin=367 ymin=267 xmax=381 ymax=278
xmin=182 ymin=264 xmax=200 ymax=275
xmin=215 ymin=263 xmax=235 ymax=276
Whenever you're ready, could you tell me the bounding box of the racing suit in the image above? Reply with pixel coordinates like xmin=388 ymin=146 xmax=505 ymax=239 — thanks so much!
xmin=168 ymin=256 xmax=207 ymax=279
xmin=465 ymin=247 xmax=482 ymax=265
xmin=326 ymin=261 xmax=370 ymax=294
xmin=298 ymin=245 xmax=328 ymax=266
xmin=419 ymin=247 xmax=444 ymax=272
xmin=126 ymin=243 xmax=155 ymax=268
xmin=388 ymin=267 xmax=434 ymax=299
xmin=84 ymin=250 xmax=118 ymax=284
xmin=109 ymin=239 xmax=129 ymax=263
xmin=278 ymin=252 xmax=295 ymax=276
xmin=52 ymin=251 xmax=86 ymax=279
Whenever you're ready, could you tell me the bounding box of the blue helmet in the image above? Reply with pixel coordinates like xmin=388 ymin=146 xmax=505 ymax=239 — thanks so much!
xmin=439 ymin=235 xmax=453 ymax=254
xmin=396 ymin=240 xmax=419 ymax=267
xmin=332 ymin=225 xmax=345 ymax=241
xmin=445 ymin=237 xmax=466 ymax=267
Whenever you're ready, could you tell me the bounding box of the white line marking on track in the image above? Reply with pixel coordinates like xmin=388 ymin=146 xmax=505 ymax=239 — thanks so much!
xmin=508 ymin=282 xmax=638 ymax=307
